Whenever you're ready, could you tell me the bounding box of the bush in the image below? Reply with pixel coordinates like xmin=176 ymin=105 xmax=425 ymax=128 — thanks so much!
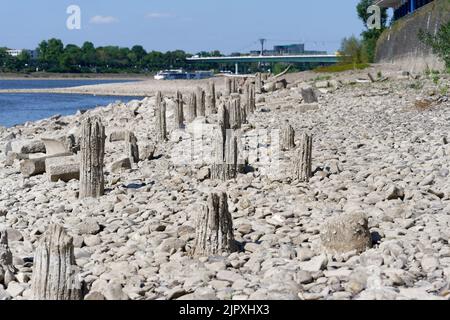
xmin=339 ymin=36 xmax=367 ymax=65
xmin=419 ymin=21 xmax=450 ymax=69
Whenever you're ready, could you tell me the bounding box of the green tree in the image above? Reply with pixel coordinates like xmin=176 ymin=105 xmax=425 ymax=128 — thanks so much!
xmin=16 ymin=51 xmax=32 ymax=71
xmin=129 ymin=45 xmax=147 ymax=68
xmin=37 ymin=38 xmax=64 ymax=71
xmin=60 ymin=44 xmax=82 ymax=72
xmin=143 ymin=51 xmax=165 ymax=71
xmin=0 ymin=48 xmax=7 ymax=70
xmin=81 ymin=42 xmax=96 ymax=69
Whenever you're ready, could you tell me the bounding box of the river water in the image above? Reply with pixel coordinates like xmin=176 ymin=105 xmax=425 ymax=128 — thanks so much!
xmin=0 ymin=79 xmax=139 ymax=127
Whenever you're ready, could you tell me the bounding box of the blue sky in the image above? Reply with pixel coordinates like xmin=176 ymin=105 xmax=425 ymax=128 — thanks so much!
xmin=0 ymin=0 xmax=368 ymax=54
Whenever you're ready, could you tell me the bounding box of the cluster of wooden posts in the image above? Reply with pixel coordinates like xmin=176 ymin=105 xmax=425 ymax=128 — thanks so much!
xmin=4 ymin=74 xmax=318 ymax=300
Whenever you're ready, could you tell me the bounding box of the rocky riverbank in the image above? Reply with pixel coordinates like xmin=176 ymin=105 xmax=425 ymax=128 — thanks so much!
xmin=1 ymin=65 xmax=449 ymax=300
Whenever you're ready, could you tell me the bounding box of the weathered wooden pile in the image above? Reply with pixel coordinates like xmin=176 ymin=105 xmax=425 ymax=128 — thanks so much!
xmin=1 ymin=74 xmax=373 ymax=300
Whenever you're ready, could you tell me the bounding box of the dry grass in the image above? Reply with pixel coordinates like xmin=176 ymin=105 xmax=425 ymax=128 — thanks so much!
xmin=414 ymin=99 xmax=434 ymax=110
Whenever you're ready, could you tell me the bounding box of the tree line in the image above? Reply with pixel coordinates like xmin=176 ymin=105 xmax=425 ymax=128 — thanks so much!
xmin=0 ymin=39 xmax=228 ymax=73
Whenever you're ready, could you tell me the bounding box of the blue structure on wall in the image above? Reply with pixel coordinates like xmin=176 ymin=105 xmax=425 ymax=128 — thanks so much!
xmin=390 ymin=0 xmax=434 ymax=21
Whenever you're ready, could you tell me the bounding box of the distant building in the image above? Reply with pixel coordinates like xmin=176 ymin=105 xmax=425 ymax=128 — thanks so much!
xmin=250 ymin=43 xmax=327 ymax=56
xmin=6 ymin=49 xmax=23 ymax=57
xmin=375 ymin=0 xmax=434 ymax=21
xmin=5 ymin=49 xmax=39 ymax=59
xmin=273 ymin=44 xmax=305 ymax=55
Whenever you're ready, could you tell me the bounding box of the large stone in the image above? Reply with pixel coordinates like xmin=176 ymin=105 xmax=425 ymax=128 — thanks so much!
xmin=20 ymin=152 xmax=73 ymax=177
xmin=41 ymin=138 xmax=72 ymax=155
xmin=10 ymin=140 xmax=46 ymax=155
xmin=45 ymin=155 xmax=80 ymax=182
xmin=301 ymin=87 xmax=318 ymax=103
xmin=315 ymin=81 xmax=329 ymax=88
xmin=110 ymin=157 xmax=132 ymax=173
xmin=109 ymin=131 xmax=127 ymax=142
xmin=139 ymin=143 xmax=156 ymax=161
xmin=320 ymin=212 xmax=372 ymax=254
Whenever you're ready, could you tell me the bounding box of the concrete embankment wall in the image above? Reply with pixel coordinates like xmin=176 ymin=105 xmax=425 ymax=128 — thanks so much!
xmin=375 ymin=0 xmax=450 ymax=72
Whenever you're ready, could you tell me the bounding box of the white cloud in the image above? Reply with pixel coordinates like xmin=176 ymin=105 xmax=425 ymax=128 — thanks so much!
xmin=90 ymin=15 xmax=119 ymax=24
xmin=146 ymin=12 xmax=174 ymax=19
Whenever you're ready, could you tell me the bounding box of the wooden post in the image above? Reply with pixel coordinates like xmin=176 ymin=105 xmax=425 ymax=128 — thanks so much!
xmin=232 ymin=78 xmax=238 ymax=94
xmin=125 ymin=131 xmax=139 ymax=163
xmin=206 ymin=82 xmax=216 ymax=115
xmin=174 ymin=91 xmax=184 ymax=129
xmin=192 ymin=192 xmax=237 ymax=257
xmin=79 ymin=116 xmax=105 ymax=199
xmin=156 ymin=91 xmax=167 ymax=142
xmin=30 ymin=224 xmax=82 ymax=300
xmin=280 ymin=120 xmax=295 ymax=151
xmin=187 ymin=92 xmax=197 ymax=123
xmin=224 ymin=130 xmax=240 ymax=178
xmin=217 ymin=102 xmax=230 ymax=133
xmin=243 ymin=83 xmax=256 ymax=117
xmin=196 ymin=87 xmax=206 ymax=117
xmin=255 ymin=73 xmax=263 ymax=94
xmin=211 ymin=122 xmax=239 ymax=181
xmin=249 ymin=84 xmax=256 ymax=113
xmin=225 ymin=78 xmax=232 ymax=96
xmin=211 ymin=121 xmax=226 ymax=181
xmin=293 ymin=133 xmax=313 ymax=182
xmin=243 ymin=83 xmax=249 ymax=116
xmin=0 ymin=227 xmax=17 ymax=286
xmin=227 ymin=96 xmax=244 ymax=129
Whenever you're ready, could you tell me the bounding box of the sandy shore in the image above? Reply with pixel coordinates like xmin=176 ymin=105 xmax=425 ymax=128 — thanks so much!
xmin=0 ymin=65 xmax=407 ymax=97
xmin=0 ymin=77 xmax=230 ymax=97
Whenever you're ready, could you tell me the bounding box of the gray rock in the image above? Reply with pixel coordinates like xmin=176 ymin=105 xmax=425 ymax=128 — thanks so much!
xmin=385 ymin=185 xmax=405 ymax=200
xmin=139 ymin=144 xmax=156 ymax=161
xmin=216 ymin=270 xmax=244 ymax=283
xmin=299 ymin=254 xmax=328 ymax=272
xmin=295 ymin=270 xmax=313 ymax=284
xmin=6 ymin=229 xmax=23 ymax=242
xmin=84 ymin=291 xmax=106 ymax=300
xmin=83 ymin=235 xmax=101 ymax=247
xmin=196 ymin=167 xmax=210 ymax=181
xmin=110 ymin=157 xmax=132 ymax=173
xmin=296 ymin=248 xmax=314 ymax=261
xmin=157 ymin=238 xmax=186 ymax=253
xmin=102 ymin=280 xmax=129 ymax=300
xmin=421 ymin=255 xmax=440 ymax=273
xmin=0 ymin=286 xmax=12 ymax=300
xmin=75 ymin=219 xmax=100 ymax=235
xmin=6 ymin=282 xmax=25 ymax=297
